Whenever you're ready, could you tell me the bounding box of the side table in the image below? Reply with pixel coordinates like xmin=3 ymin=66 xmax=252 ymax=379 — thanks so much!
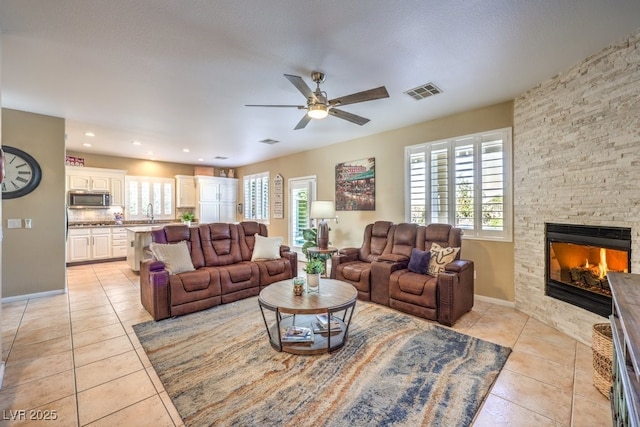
xmin=307 ymin=246 xmax=338 ymax=277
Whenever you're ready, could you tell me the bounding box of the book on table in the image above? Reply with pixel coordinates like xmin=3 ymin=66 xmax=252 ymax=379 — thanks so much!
xmin=281 ymin=326 xmax=314 ymax=343
xmin=315 ymin=314 xmax=342 ymax=331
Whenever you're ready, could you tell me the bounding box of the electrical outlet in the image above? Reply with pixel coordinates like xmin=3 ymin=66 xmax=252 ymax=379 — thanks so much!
xmin=25 ymin=219 xmax=32 ymax=228
xmin=474 ymin=270 xmax=477 ymax=279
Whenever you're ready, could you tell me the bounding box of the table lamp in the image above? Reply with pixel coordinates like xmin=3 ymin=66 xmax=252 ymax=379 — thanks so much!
xmin=310 ymin=200 xmax=335 ymax=250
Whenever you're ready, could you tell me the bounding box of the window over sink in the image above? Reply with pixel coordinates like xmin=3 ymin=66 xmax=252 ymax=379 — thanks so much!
xmin=125 ymin=176 xmax=175 ymax=221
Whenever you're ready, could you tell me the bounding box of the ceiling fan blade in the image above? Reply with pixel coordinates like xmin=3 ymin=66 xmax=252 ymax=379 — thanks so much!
xmin=245 ymin=104 xmax=305 ymax=108
xmin=329 ymin=86 xmax=389 ymax=107
xmin=329 ymin=108 xmax=370 ymax=126
xmin=284 ymin=74 xmax=317 ymax=102
xmin=294 ymin=114 xmax=312 ymax=130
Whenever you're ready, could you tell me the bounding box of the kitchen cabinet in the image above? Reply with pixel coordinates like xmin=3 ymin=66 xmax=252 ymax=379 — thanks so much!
xmin=175 ymin=175 xmax=196 ymax=207
xmin=195 ymin=176 xmax=237 ymax=223
xmin=111 ymin=227 xmax=128 ymax=258
xmin=66 ymin=166 xmax=126 ymax=206
xmin=67 ymin=227 xmax=112 ymax=263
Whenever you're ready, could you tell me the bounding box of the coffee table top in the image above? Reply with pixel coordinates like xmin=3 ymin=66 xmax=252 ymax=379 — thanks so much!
xmin=259 ymin=278 xmax=357 ymax=314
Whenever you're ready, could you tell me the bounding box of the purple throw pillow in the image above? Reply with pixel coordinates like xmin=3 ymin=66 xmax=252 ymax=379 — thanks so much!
xmin=408 ymin=248 xmax=431 ymax=274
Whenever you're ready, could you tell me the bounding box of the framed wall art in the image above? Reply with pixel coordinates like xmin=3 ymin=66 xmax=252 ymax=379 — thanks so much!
xmin=335 ymin=157 xmax=375 ymax=211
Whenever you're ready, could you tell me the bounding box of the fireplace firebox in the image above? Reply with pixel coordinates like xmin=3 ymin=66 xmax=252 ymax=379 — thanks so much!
xmin=545 ymin=223 xmax=631 ymax=317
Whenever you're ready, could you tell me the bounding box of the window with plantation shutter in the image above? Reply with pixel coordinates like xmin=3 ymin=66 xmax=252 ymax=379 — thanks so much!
xmin=243 ymin=172 xmax=270 ymax=222
xmin=405 ymin=128 xmax=512 ymax=241
xmin=125 ymin=176 xmax=175 ymax=221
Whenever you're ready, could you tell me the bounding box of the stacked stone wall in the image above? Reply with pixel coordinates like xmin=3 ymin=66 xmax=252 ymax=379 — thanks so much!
xmin=514 ymin=29 xmax=640 ymax=344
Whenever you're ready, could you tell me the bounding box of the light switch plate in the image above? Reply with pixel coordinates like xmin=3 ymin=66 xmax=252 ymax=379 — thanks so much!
xmin=7 ymin=219 xmax=22 ymax=229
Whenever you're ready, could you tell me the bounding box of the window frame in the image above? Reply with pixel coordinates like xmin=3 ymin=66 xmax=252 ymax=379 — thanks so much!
xmin=243 ymin=171 xmax=270 ymax=223
xmin=404 ymin=127 xmax=513 ymax=242
xmin=288 ymin=175 xmax=317 ymax=252
xmin=124 ymin=176 xmax=175 ymax=221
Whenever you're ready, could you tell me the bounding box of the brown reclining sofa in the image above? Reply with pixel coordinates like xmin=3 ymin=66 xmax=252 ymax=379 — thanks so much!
xmin=140 ymin=221 xmax=297 ymax=321
xmin=331 ymin=221 xmax=474 ymax=326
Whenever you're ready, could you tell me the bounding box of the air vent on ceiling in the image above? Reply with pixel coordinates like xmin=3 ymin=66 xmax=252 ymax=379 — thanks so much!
xmin=259 ymin=138 xmax=280 ymax=145
xmin=404 ymin=82 xmax=442 ymax=100
xmin=214 ymin=156 xmax=228 ymax=160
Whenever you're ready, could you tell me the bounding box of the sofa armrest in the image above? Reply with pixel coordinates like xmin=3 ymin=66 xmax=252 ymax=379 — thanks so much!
xmin=437 ymin=260 xmax=474 ymax=326
xmin=329 ymin=249 xmax=359 ymax=279
xmin=444 ymin=259 xmax=473 ymax=274
xmin=140 ymin=259 xmax=171 ymax=321
xmin=370 ymin=260 xmax=409 ymax=306
xmin=377 ymin=253 xmax=409 ymax=263
xmin=280 ymin=249 xmax=298 ymax=277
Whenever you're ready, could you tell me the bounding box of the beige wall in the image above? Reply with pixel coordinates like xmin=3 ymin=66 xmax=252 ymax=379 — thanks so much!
xmin=2 ymin=109 xmax=66 ymax=298
xmin=65 ymin=151 xmax=199 ymax=178
xmin=238 ymin=101 xmax=515 ymax=302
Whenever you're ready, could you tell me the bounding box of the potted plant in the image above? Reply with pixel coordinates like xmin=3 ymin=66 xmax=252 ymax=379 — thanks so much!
xmin=180 ymin=212 xmax=195 ymax=226
xmin=304 ymin=258 xmax=325 ymax=292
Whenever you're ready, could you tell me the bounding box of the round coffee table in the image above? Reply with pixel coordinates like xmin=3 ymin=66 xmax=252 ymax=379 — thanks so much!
xmin=258 ymin=278 xmax=357 ymax=355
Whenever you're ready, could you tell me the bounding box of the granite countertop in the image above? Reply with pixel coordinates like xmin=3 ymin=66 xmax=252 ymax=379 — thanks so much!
xmin=68 ymin=221 xmax=179 ymax=229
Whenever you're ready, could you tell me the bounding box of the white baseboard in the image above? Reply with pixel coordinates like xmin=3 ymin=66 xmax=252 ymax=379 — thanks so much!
xmin=474 ymin=294 xmax=515 ymax=308
xmin=1 ymin=289 xmax=65 ymax=304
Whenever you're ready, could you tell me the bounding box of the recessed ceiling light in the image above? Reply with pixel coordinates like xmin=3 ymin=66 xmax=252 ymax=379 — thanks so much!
xmin=82 ymin=143 xmax=92 ymax=147
xmin=131 ymin=140 xmax=141 ymax=145
xmin=183 ymin=148 xmax=190 ymax=153
xmin=198 ymin=158 xmax=204 ymax=162
xmin=84 ymin=132 xmax=95 ymax=137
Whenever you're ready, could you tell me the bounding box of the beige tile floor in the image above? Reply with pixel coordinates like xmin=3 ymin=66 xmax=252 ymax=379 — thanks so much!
xmin=0 ymin=261 xmax=611 ymax=426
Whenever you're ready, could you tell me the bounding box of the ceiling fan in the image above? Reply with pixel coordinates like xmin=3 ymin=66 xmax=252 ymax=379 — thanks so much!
xmin=245 ymin=71 xmax=389 ymax=130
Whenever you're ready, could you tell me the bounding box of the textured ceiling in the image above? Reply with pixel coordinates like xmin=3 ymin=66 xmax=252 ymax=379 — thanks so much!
xmin=1 ymin=0 xmax=639 ymax=167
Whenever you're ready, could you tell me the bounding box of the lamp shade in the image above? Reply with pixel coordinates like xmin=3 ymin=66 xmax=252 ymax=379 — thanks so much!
xmin=310 ymin=200 xmax=335 ymax=219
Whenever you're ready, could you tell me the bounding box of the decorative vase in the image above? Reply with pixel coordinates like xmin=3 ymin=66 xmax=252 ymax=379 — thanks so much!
xmin=306 ymin=273 xmax=320 ymax=293
xmin=293 ymin=277 xmax=305 ymax=296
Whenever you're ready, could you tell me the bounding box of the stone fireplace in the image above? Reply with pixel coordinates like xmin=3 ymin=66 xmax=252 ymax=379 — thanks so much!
xmin=513 ymin=29 xmax=640 ymax=344
xmin=545 ymin=223 xmax=631 ymax=318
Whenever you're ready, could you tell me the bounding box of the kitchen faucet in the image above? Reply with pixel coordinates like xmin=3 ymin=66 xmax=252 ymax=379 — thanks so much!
xmin=147 ymin=203 xmax=155 ymax=223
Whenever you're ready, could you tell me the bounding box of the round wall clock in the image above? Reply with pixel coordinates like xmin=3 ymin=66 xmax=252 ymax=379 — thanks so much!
xmin=1 ymin=145 xmax=42 ymax=199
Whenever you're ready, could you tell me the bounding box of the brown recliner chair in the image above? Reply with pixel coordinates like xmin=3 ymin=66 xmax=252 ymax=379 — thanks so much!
xmin=388 ymin=223 xmax=474 ymax=326
xmin=330 ymin=221 xmax=394 ymax=300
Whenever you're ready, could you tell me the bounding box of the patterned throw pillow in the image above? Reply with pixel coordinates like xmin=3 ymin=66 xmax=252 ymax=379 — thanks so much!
xmin=427 ymin=242 xmax=460 ymax=277
xmin=407 ymin=248 xmax=431 ymax=274
xmin=149 ymin=241 xmax=195 ymax=275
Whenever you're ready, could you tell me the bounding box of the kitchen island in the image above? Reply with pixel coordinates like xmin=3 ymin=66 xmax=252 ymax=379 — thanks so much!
xmin=126 ymin=225 xmax=158 ymax=272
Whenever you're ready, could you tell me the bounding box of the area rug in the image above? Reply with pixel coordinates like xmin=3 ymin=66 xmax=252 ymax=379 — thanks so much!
xmin=133 ymin=298 xmax=511 ymax=427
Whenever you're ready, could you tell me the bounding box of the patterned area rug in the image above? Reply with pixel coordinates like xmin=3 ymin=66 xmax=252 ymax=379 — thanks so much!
xmin=133 ymin=297 xmax=511 ymax=427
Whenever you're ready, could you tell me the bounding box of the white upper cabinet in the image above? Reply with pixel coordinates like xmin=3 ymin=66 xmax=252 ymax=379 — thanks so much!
xmin=175 ymin=175 xmax=196 ymax=207
xmin=66 ymin=166 xmax=126 ymax=206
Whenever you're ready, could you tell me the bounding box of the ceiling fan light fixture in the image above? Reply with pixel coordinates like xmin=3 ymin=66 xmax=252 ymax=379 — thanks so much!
xmin=307 ymin=104 xmax=328 ymax=119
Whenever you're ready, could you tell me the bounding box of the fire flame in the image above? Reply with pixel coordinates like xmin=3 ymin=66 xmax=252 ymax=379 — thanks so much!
xmin=598 ymin=248 xmax=608 ymax=279
xmin=584 ymin=249 xmax=608 ymax=279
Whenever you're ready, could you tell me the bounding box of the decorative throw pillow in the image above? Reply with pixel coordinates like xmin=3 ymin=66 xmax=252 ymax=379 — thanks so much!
xmin=251 ymin=234 xmax=283 ymax=261
xmin=427 ymin=242 xmax=460 ymax=277
xmin=407 ymin=248 xmax=431 ymax=274
xmin=149 ymin=241 xmax=195 ymax=275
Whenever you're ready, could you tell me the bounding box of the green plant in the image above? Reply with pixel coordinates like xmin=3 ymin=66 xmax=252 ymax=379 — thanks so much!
xmin=181 ymin=212 xmax=195 ymax=222
xmin=304 ymin=258 xmax=325 ymax=274
xmin=301 ymin=228 xmax=318 ymax=259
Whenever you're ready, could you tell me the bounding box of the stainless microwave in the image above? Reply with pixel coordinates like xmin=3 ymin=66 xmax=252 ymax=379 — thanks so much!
xmin=68 ymin=191 xmax=111 ymax=208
